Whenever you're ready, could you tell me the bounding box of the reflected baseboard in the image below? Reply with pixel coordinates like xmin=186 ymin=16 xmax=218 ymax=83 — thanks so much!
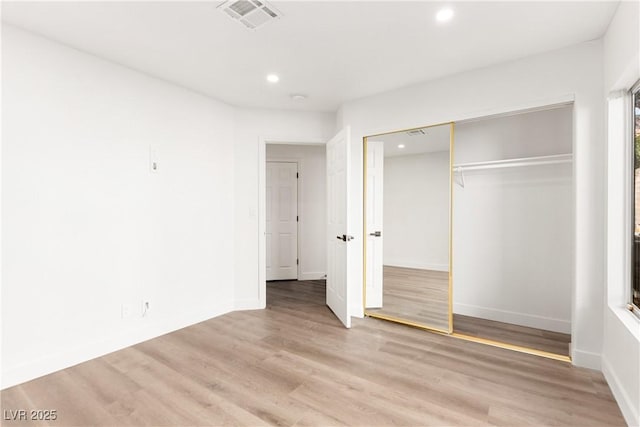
xmin=384 ymin=261 xmax=449 ymax=272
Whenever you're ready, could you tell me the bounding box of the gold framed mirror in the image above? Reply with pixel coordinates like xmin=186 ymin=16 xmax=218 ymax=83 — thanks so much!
xmin=363 ymin=122 xmax=454 ymax=333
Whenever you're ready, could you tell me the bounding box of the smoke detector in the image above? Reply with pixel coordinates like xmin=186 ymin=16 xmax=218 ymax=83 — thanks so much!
xmin=218 ymin=0 xmax=282 ymax=30
xmin=406 ymin=129 xmax=426 ymax=136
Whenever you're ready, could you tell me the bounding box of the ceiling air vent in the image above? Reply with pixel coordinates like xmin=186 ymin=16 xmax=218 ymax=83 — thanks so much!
xmin=406 ymin=129 xmax=426 ymax=136
xmin=218 ymin=0 xmax=282 ymax=30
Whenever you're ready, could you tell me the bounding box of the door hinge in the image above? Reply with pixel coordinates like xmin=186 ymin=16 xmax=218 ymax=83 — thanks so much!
xmin=297 ymin=215 xmax=299 ymax=222
xmin=296 ymin=172 xmax=299 ymax=178
xmin=297 ymin=258 xmax=299 ymax=265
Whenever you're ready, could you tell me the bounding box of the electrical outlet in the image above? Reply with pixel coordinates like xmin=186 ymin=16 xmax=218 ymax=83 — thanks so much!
xmin=121 ymin=304 xmax=132 ymax=319
xmin=142 ymin=300 xmax=150 ymax=317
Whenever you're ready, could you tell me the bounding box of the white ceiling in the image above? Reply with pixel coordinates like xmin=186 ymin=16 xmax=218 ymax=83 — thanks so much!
xmin=1 ymin=1 xmax=618 ymax=112
xmin=374 ymin=124 xmax=451 ymax=157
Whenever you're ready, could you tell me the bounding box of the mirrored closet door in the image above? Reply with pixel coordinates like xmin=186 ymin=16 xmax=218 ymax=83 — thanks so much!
xmin=363 ymin=123 xmax=453 ymax=333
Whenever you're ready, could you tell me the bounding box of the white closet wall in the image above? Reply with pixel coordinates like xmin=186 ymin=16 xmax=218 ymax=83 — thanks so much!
xmin=453 ymin=106 xmax=573 ymax=333
xmin=383 ymin=151 xmax=450 ymax=271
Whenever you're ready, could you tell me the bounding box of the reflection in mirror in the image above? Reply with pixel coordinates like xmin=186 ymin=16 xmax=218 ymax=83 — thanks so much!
xmin=364 ymin=123 xmax=452 ymax=332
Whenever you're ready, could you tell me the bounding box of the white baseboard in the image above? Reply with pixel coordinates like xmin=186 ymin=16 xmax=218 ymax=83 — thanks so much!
xmin=602 ymin=356 xmax=640 ymax=427
xmin=571 ymin=349 xmax=601 ymax=370
xmin=299 ymin=271 xmax=326 ymax=281
xmin=385 ymin=261 xmax=449 ymax=272
xmin=1 ymin=301 xmax=233 ymax=390
xmin=234 ymin=298 xmax=264 ymax=311
xmin=453 ymin=302 xmax=571 ymax=334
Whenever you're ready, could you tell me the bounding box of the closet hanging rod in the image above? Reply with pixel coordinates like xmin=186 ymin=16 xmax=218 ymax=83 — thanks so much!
xmin=453 ymin=153 xmax=572 ymax=172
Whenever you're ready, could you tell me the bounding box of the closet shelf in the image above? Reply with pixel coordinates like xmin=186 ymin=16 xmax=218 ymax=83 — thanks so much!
xmin=453 ymin=153 xmax=572 ymax=172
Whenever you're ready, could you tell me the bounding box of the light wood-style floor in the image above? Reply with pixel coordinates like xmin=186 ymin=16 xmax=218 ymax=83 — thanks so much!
xmin=0 ymin=280 xmax=624 ymax=426
xmin=368 ymin=265 xmax=450 ymax=330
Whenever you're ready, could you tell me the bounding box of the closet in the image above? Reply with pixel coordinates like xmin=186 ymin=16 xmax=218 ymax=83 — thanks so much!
xmin=452 ymin=105 xmax=573 ymax=357
xmin=362 ymin=104 xmax=573 ymax=359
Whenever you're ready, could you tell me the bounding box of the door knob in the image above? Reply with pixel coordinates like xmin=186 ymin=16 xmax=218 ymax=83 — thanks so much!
xmin=369 ymin=231 xmax=382 ymax=237
xmin=336 ymin=234 xmax=354 ymax=242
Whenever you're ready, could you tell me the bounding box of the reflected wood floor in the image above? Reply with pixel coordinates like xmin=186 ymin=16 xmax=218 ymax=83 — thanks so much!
xmin=1 ymin=280 xmax=625 ymax=426
xmin=368 ymin=266 xmax=449 ymax=330
xmin=454 ymin=314 xmax=571 ymax=356
xmin=367 ymin=266 xmax=570 ymax=356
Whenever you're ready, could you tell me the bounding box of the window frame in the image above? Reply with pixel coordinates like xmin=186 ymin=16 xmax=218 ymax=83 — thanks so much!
xmin=630 ymin=79 xmax=640 ymax=318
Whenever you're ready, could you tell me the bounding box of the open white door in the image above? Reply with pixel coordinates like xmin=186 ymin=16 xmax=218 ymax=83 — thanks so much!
xmin=365 ymin=140 xmax=384 ymax=308
xmin=326 ymin=127 xmax=351 ymax=328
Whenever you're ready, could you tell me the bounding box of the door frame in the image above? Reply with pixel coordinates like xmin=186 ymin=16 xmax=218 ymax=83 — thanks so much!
xmin=258 ymin=136 xmax=327 ymax=308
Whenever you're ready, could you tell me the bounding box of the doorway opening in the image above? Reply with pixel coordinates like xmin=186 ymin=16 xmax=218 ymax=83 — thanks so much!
xmin=258 ymin=128 xmax=353 ymax=328
xmin=263 ymin=142 xmax=327 ymax=307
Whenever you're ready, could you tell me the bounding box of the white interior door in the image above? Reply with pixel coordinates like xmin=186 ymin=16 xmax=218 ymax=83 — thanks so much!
xmin=266 ymin=162 xmax=298 ymax=281
xmin=326 ymin=127 xmax=351 ymax=328
xmin=366 ymin=140 xmax=384 ymax=308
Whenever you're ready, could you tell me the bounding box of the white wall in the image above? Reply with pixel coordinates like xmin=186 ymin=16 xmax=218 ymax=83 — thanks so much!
xmin=453 ymin=108 xmax=573 ymax=334
xmin=1 ymin=25 xmax=236 ymax=388
xmin=340 ymin=40 xmax=605 ymax=369
xmin=266 ymin=144 xmax=326 ymax=281
xmin=603 ymin=2 xmax=640 ymax=93
xmin=233 ymin=109 xmax=336 ymax=310
xmin=383 ymin=151 xmax=450 ymax=271
xmin=602 ymin=1 xmax=640 ymax=426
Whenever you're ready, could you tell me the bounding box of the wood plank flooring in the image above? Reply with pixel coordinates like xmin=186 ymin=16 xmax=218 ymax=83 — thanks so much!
xmin=0 ymin=279 xmax=625 ymax=426
xmin=368 ymin=266 xmax=449 ymax=330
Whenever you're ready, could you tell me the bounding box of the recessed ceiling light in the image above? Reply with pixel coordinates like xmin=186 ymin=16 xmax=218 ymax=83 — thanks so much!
xmin=436 ymin=8 xmax=454 ymax=22
xmin=291 ymin=94 xmax=307 ymax=101
xmin=266 ymin=74 xmax=279 ymax=83
xmin=398 ymin=144 xmax=405 ymax=149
